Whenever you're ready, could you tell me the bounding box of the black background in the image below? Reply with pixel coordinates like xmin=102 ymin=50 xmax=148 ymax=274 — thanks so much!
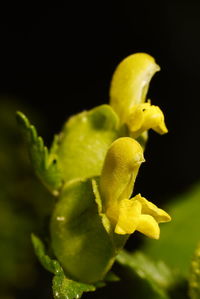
xmin=1 ymin=1 xmax=200 ymax=202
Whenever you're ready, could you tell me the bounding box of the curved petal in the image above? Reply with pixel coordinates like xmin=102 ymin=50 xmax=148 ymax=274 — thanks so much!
xmin=127 ymin=102 xmax=168 ymax=138
xmin=135 ymin=194 xmax=171 ymax=223
xmin=110 ymin=53 xmax=160 ymax=123
xmin=100 ymin=138 xmax=145 ymax=213
xmin=136 ymin=214 xmax=160 ymax=239
xmin=115 ymin=199 xmax=142 ymax=235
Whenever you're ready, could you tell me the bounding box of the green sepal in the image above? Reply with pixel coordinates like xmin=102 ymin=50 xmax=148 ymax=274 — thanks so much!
xmin=116 ymin=250 xmax=176 ymax=299
xmin=16 ymin=111 xmax=62 ymax=194
xmin=50 ymin=178 xmax=118 ymax=283
xmin=91 ymin=178 xmax=112 ymax=234
xmin=31 ymin=234 xmax=96 ymax=299
xmin=189 ymin=242 xmax=200 ymax=299
xmin=91 ymin=178 xmax=129 ymax=251
xmin=16 ymin=106 xmax=120 ymax=193
xmin=55 ymin=105 xmax=120 ymax=183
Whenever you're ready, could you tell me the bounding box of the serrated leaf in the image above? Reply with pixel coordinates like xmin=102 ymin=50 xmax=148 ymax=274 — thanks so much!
xmin=31 ymin=234 xmax=96 ymax=299
xmin=53 ymin=272 xmax=95 ymax=299
xmin=143 ymin=183 xmax=200 ymax=277
xmin=55 ymin=105 xmax=120 ymax=183
xmin=16 ymin=111 xmax=62 ymax=193
xmin=189 ymin=242 xmax=200 ymax=299
xmin=116 ymin=250 xmax=175 ymax=299
xmin=31 ymin=234 xmax=62 ymax=274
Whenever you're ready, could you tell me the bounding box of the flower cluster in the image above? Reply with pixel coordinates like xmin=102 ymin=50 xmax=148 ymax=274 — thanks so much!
xmin=19 ymin=52 xmax=171 ymax=284
xmin=50 ymin=53 xmax=171 ymax=283
xmin=99 ymin=53 xmax=171 ymax=240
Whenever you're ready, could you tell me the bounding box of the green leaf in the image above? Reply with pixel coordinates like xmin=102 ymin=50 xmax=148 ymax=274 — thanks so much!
xmin=142 ymin=183 xmax=200 ymax=277
xmin=31 ymin=234 xmax=62 ymax=274
xmin=53 ymin=272 xmax=95 ymax=299
xmin=16 ymin=111 xmax=62 ymax=194
xmin=189 ymin=242 xmax=200 ymax=299
xmin=55 ymin=105 xmax=119 ymax=183
xmin=116 ymin=250 xmax=176 ymax=299
xmin=31 ymin=234 xmax=96 ymax=299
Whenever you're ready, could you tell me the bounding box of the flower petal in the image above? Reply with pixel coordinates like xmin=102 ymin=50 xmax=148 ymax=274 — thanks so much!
xmin=115 ymin=198 xmax=142 ymax=235
xmin=127 ymin=102 xmax=168 ymax=138
xmin=135 ymin=194 xmax=171 ymax=223
xmin=110 ymin=53 xmax=160 ymax=123
xmin=136 ymin=214 xmax=160 ymax=239
xmin=100 ymin=138 xmax=145 ymax=212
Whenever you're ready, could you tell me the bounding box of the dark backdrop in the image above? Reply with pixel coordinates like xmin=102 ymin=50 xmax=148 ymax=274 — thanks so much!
xmin=0 ymin=1 xmax=200 ymax=202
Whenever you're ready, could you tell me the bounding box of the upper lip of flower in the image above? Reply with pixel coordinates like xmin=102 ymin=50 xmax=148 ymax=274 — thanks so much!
xmin=109 ymin=53 xmax=168 ymax=139
xmin=109 ymin=53 xmax=161 ymax=124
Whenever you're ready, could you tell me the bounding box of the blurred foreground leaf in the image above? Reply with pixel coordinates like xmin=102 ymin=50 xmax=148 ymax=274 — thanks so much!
xmin=0 ymin=100 xmax=54 ymax=298
xmin=32 ymin=234 xmax=96 ymax=299
xmin=189 ymin=243 xmax=200 ymax=299
xmin=143 ymin=184 xmax=200 ymax=277
xmin=116 ymin=250 xmax=176 ymax=299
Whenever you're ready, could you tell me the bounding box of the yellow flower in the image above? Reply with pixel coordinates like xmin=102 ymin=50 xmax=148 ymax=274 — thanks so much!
xmin=109 ymin=53 xmax=168 ymax=137
xmin=127 ymin=101 xmax=168 ymax=138
xmin=100 ymin=137 xmax=171 ymax=239
xmin=115 ymin=194 xmax=171 ymax=239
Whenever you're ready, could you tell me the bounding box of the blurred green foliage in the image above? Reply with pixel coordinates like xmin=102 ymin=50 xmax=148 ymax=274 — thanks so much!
xmin=188 ymin=242 xmax=200 ymax=299
xmin=116 ymin=250 xmax=176 ymax=299
xmin=0 ymin=100 xmax=54 ymax=298
xmin=143 ymin=184 xmax=200 ymax=278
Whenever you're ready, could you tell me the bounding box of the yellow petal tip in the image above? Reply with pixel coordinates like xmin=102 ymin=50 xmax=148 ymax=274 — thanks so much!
xmin=137 ymin=214 xmax=160 ymax=239
xmin=114 ymin=199 xmax=142 ymax=235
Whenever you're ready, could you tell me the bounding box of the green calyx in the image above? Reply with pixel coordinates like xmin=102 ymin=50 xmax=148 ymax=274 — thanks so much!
xmin=56 ymin=104 xmax=120 ymax=183
xmin=50 ymin=179 xmax=120 ymax=283
xmin=16 ymin=105 xmax=120 ymax=196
